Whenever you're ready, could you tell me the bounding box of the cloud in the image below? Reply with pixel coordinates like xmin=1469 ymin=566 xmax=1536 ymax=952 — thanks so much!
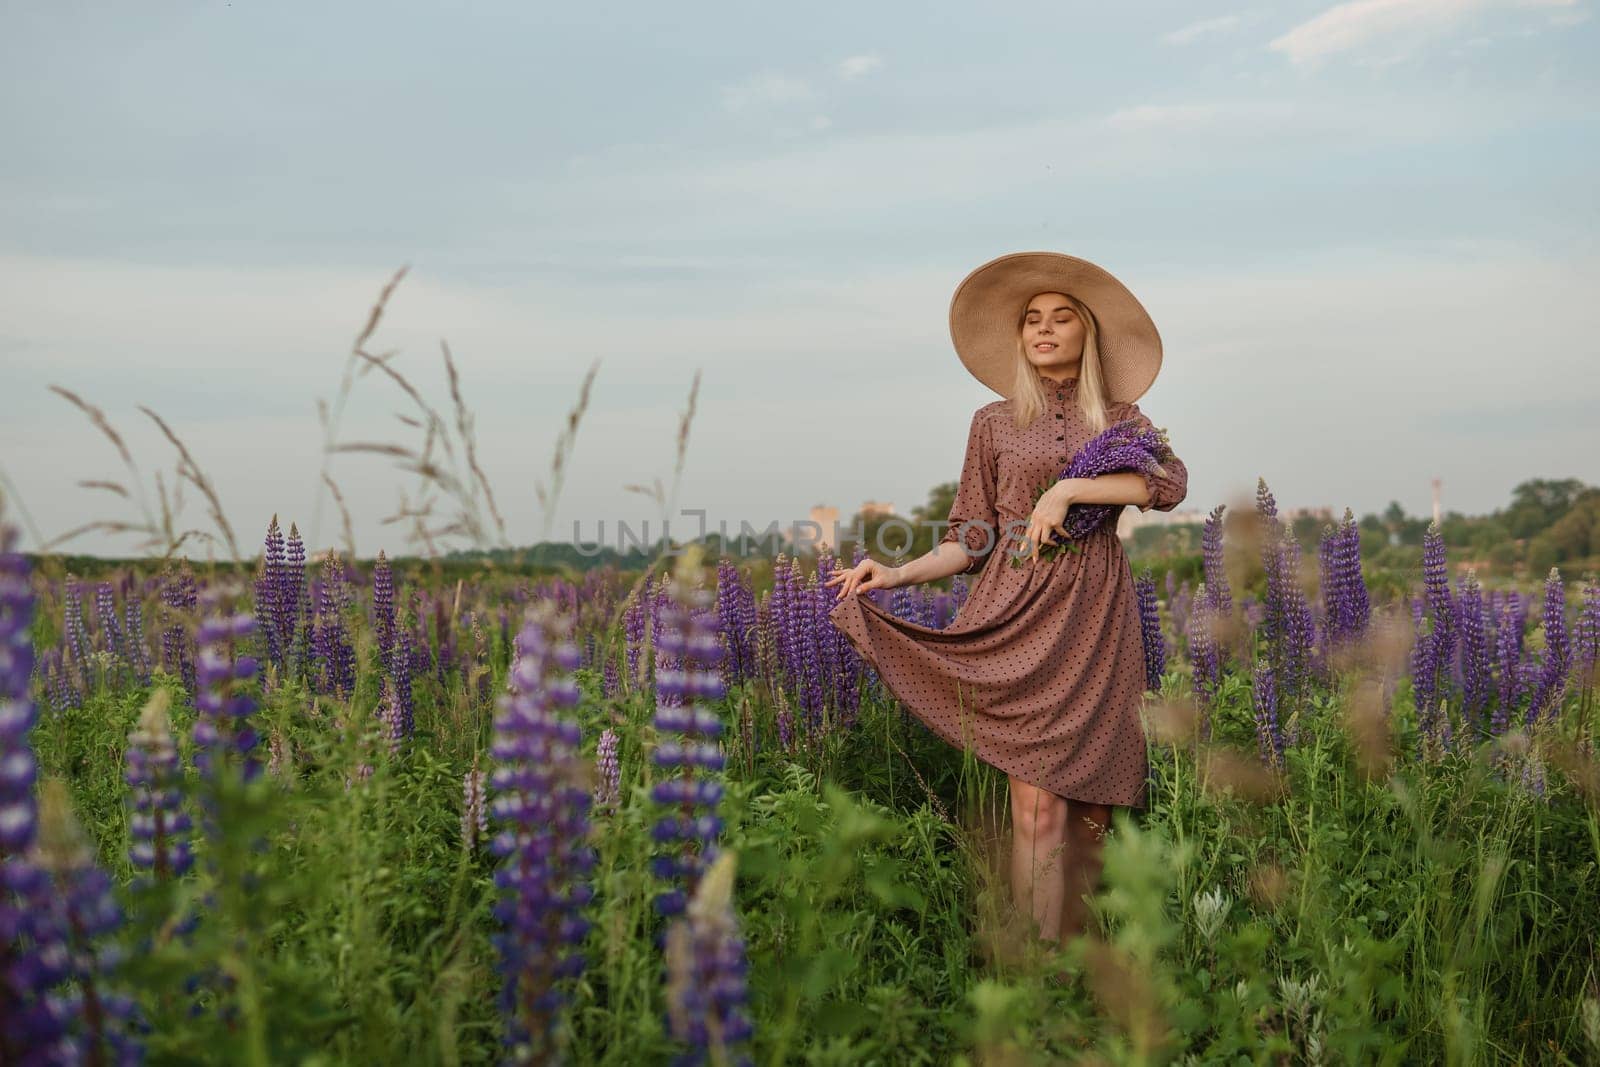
xmin=835 ymin=53 xmax=884 ymax=80
xmin=1162 ymin=14 xmax=1243 ymax=44
xmin=1099 ymin=100 xmax=1295 ymax=130
xmin=719 ymin=72 xmax=815 ymax=113
xmin=1268 ymin=0 xmax=1581 ymax=65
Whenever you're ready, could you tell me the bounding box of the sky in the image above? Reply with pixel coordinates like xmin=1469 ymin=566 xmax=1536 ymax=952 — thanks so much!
xmin=1 ymin=0 xmax=1597 ymax=560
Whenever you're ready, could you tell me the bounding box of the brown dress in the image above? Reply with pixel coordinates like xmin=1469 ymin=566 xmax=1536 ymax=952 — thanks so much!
xmin=827 ymin=375 xmax=1189 ymax=809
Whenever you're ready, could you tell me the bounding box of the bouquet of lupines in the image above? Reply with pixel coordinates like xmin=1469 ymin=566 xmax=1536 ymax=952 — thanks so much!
xmin=1014 ymin=417 xmax=1176 ymax=567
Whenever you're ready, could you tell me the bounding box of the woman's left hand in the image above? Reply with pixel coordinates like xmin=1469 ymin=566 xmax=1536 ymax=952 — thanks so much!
xmin=1024 ymin=480 xmax=1075 ymax=563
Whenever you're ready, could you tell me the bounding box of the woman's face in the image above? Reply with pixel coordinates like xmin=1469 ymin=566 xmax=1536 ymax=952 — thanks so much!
xmin=1021 ymin=292 xmax=1085 ymax=375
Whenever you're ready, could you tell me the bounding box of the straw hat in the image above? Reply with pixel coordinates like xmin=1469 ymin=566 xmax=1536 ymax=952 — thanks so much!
xmin=948 ymin=251 xmax=1163 ymax=403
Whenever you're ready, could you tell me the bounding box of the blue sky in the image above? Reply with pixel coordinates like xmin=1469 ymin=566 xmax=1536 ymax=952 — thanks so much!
xmin=2 ymin=1 xmax=1596 ymax=559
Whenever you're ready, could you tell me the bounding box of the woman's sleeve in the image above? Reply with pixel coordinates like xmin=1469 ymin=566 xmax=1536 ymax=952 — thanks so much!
xmin=938 ymin=409 xmax=1001 ymax=574
xmin=1118 ymin=401 xmax=1189 ymax=513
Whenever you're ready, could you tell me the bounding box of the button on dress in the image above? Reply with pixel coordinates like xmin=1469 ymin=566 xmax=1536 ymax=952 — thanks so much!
xmin=827 ymin=376 xmax=1189 ymax=809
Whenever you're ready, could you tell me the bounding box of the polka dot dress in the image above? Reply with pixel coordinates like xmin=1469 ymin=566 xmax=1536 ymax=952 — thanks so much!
xmin=828 ymin=374 xmax=1189 ymax=810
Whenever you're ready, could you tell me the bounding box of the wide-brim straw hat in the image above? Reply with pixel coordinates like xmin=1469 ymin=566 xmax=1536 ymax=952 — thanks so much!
xmin=948 ymin=251 xmax=1163 ymax=403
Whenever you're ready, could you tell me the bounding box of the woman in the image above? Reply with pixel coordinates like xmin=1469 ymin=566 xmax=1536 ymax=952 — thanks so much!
xmin=825 ymin=251 xmax=1188 ymax=947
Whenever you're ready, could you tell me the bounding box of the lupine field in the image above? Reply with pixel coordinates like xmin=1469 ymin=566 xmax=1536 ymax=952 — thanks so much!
xmin=3 ymin=475 xmax=1600 ymax=1066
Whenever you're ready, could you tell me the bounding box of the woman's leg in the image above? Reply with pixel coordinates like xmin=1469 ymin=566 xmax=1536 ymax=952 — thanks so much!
xmin=1059 ymin=798 xmax=1112 ymax=941
xmin=1008 ymin=775 xmax=1069 ymax=941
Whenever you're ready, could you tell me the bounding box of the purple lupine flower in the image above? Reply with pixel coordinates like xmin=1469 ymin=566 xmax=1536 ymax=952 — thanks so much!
xmin=594 ymin=727 xmax=620 ymax=810
xmin=1573 ymin=577 xmax=1600 ymax=695
xmin=1421 ymin=521 xmax=1456 ymax=671
xmin=282 ymin=522 xmax=309 ymax=678
xmin=715 ymin=557 xmax=758 ymax=691
xmin=662 ymin=851 xmax=754 ymax=1067
xmin=1135 ymin=572 xmax=1165 ymax=692
xmin=624 ymin=577 xmax=651 ymax=692
xmin=2 ymin=522 xmax=42 ymax=857
xmin=1255 ymin=479 xmax=1316 ymax=707
xmin=256 ymin=516 xmax=286 ymax=673
xmin=1526 ymin=568 xmax=1569 ymax=726
xmin=1201 ymin=504 xmax=1232 ymax=616
xmin=489 ymin=603 xmax=595 ymax=1062
xmin=602 ymin=656 xmax=621 ymax=701
xmin=651 ymin=553 xmax=728 ymax=919
xmin=373 ymin=549 xmax=396 ymax=668
xmin=159 ymin=563 xmax=197 ymax=696
xmin=95 ymin=583 xmax=125 ymax=678
xmin=1186 ymin=595 xmax=1222 ymax=740
xmin=193 ymin=595 xmax=262 ymax=787
xmin=63 ymin=576 xmax=91 ymax=693
xmin=1338 ymin=513 xmax=1371 ymax=643
xmin=125 ymin=693 xmax=193 ymax=881
xmin=375 ymin=676 xmax=404 ymax=758
xmin=1 ymin=523 xmax=76 ymax=1062
xmin=1492 ymin=597 xmax=1526 ymax=736
xmin=1252 ymin=661 xmax=1285 ymax=771
xmin=1455 ymin=571 xmax=1492 ymax=735
xmin=33 ymin=779 xmax=144 ymax=1065
xmin=313 ymin=551 xmax=356 ymax=700
xmin=123 ymin=600 xmax=150 ymax=686
xmin=389 ymin=622 xmax=415 ymax=742
xmin=461 ymin=766 xmax=487 ymax=851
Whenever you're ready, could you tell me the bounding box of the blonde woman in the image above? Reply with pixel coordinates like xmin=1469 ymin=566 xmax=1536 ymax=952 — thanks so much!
xmin=826 ymin=252 xmax=1188 ymax=947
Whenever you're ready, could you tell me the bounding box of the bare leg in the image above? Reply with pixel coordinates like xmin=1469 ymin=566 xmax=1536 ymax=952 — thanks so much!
xmin=1008 ymin=776 xmax=1069 ymax=942
xmin=1059 ymin=798 xmax=1112 ymax=942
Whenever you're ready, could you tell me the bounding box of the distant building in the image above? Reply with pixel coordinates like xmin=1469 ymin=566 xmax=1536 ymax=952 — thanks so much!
xmin=859 ymin=500 xmax=896 ymax=518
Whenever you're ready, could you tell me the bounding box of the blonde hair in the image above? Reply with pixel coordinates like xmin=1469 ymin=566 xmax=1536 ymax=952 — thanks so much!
xmin=1007 ymin=291 xmax=1112 ymax=434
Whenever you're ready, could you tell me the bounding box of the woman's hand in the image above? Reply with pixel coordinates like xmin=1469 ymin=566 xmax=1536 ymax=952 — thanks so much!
xmin=824 ymin=558 xmax=902 ymax=599
xmin=1023 ymin=480 xmax=1075 ymax=563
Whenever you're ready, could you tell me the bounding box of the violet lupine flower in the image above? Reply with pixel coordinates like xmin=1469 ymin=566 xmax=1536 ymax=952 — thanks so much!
xmin=1455 ymin=572 xmax=1492 ymax=734
xmin=662 ymin=851 xmax=754 ymax=1067
xmin=1421 ymin=522 xmax=1456 ymax=675
xmin=389 ymin=624 xmax=415 ymax=742
xmin=715 ymin=558 xmax=758 ymax=690
xmin=375 ymin=676 xmax=404 ymax=757
xmin=31 ymin=780 xmax=143 ymax=1065
xmin=159 ymin=563 xmax=197 ymax=696
xmin=282 ymin=522 xmax=308 ymax=677
xmin=193 ymin=597 xmax=262 ymax=787
xmin=1135 ymin=572 xmax=1165 ymax=692
xmin=1255 ymin=479 xmax=1316 ymax=707
xmin=1201 ymin=505 xmax=1232 ymax=616
xmin=594 ymin=727 xmax=620 ymax=810
xmin=651 ymin=554 xmax=728 ymax=919
xmin=2 ymin=521 xmax=42 ymax=857
xmin=489 ymin=604 xmax=595 ymax=1063
xmin=63 ymin=577 xmax=91 ymax=692
xmin=373 ymin=550 xmax=395 ymax=667
xmin=95 ymin=583 xmax=125 ymax=677
xmin=313 ymin=551 xmax=356 ymax=700
xmin=123 ymin=600 xmax=150 ymax=686
xmin=624 ymin=577 xmax=651 ymax=692
xmin=1318 ymin=511 xmax=1369 ymax=652
xmin=1491 ymin=597 xmax=1527 ymax=736
xmin=602 ymin=657 xmax=621 ymax=701
xmin=1573 ymin=577 xmax=1600 ymax=695
xmin=1252 ymin=661 xmax=1285 ymax=771
xmin=125 ymin=693 xmax=193 ymax=881
xmin=461 ymin=766 xmax=487 ymax=851
xmin=255 ymin=516 xmax=286 ymax=672
xmin=2 ymin=523 xmax=78 ymax=1064
xmin=1526 ymin=568 xmax=1569 ymax=726
xmin=1186 ymin=595 xmax=1221 ymax=741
